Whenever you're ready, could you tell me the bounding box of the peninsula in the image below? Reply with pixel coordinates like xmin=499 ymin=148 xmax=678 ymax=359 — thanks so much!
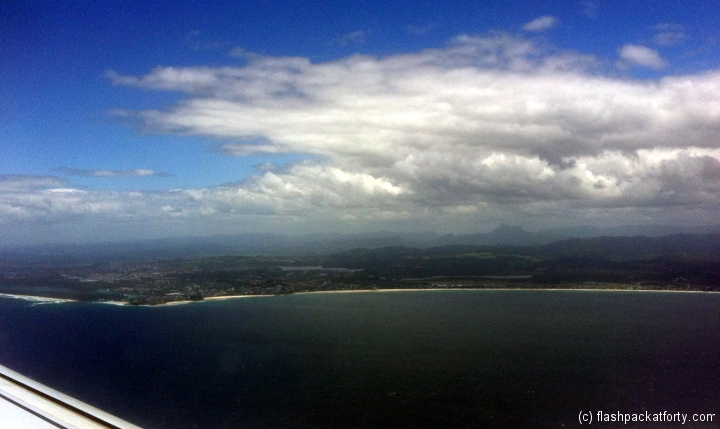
xmin=1 ymin=233 xmax=719 ymax=305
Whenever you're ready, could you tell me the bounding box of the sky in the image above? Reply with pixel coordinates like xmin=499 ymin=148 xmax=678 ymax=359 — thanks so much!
xmin=2 ymin=0 xmax=720 ymax=245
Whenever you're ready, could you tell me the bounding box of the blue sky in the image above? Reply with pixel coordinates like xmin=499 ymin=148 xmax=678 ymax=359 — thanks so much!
xmin=2 ymin=0 xmax=720 ymax=244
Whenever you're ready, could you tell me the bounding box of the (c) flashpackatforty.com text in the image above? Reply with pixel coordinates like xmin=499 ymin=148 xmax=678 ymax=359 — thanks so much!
xmin=578 ymin=410 xmax=716 ymax=425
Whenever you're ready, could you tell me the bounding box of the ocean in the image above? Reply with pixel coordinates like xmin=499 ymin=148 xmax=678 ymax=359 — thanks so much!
xmin=1 ymin=290 xmax=719 ymax=428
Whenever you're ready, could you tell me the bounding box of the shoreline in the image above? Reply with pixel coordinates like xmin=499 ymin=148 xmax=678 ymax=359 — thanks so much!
xmin=152 ymin=287 xmax=720 ymax=305
xmin=210 ymin=287 xmax=720 ymax=300
xmin=160 ymin=294 xmax=274 ymax=306
xmin=296 ymin=287 xmax=720 ymax=295
xmin=0 ymin=293 xmax=77 ymax=303
xmin=2 ymin=287 xmax=718 ymax=307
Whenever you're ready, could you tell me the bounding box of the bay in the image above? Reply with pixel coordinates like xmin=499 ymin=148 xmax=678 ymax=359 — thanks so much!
xmin=1 ymin=290 xmax=719 ymax=428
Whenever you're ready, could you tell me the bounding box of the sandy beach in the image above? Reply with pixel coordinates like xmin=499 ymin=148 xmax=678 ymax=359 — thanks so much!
xmin=296 ymin=287 xmax=720 ymax=295
xmin=0 ymin=293 xmax=77 ymax=303
xmin=156 ymin=294 xmax=275 ymax=306
xmin=2 ymin=287 xmax=717 ymax=308
xmin=205 ymin=294 xmax=275 ymax=301
xmin=146 ymin=287 xmax=720 ymax=306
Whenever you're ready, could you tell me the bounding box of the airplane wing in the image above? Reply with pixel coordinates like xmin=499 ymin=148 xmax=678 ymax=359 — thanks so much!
xmin=0 ymin=364 xmax=142 ymax=429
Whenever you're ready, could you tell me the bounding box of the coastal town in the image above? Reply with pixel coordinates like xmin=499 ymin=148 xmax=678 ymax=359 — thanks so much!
xmin=0 ymin=256 xmax=520 ymax=305
xmin=2 ymin=236 xmax=719 ymax=305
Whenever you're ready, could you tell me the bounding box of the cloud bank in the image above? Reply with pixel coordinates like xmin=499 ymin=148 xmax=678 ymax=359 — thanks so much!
xmin=3 ymin=33 xmax=720 ymax=243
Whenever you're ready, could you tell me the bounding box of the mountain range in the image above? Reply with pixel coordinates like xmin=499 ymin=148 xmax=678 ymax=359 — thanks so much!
xmin=2 ymin=224 xmax=720 ymax=264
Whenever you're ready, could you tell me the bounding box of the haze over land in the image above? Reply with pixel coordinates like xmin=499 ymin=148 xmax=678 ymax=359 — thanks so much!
xmin=2 ymin=1 xmax=720 ymax=245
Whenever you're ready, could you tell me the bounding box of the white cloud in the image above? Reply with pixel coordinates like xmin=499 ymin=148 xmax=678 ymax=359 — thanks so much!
xmin=0 ymin=175 xmax=67 ymax=192
xmin=56 ymin=168 xmax=162 ymax=177
xmin=654 ymin=32 xmax=686 ymax=46
xmin=105 ymin=33 xmax=720 ymax=218
xmin=4 ymin=33 xmax=720 ymax=242
xmin=618 ymin=44 xmax=667 ymax=69
xmin=0 ymin=181 xmax=143 ymax=222
xmin=220 ymin=143 xmax=294 ymax=156
xmin=523 ymin=16 xmax=560 ymax=32
xmin=653 ymin=24 xmax=686 ymax=46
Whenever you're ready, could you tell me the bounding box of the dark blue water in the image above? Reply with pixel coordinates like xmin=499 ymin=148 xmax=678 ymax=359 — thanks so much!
xmin=1 ymin=290 xmax=719 ymax=428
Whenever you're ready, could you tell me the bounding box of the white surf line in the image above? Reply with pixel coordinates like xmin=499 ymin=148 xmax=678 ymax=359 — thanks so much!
xmin=0 ymin=293 xmax=77 ymax=303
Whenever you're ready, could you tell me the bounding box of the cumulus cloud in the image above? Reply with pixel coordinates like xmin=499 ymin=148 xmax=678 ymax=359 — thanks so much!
xmin=523 ymin=16 xmax=560 ymax=32
xmin=0 ymin=175 xmax=67 ymax=192
xmin=618 ymin=44 xmax=667 ymax=69
xmin=5 ymin=32 xmax=720 ymax=240
xmin=0 ymin=175 xmax=147 ymax=223
xmin=106 ymin=34 xmax=719 ymax=216
xmin=55 ymin=168 xmax=163 ymax=177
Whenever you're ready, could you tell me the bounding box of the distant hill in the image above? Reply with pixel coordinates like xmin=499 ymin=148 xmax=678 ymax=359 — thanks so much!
xmin=422 ymin=224 xmax=720 ymax=248
xmin=427 ymin=224 xmax=562 ymax=247
xmin=536 ymin=234 xmax=720 ymax=259
xmin=2 ymin=224 xmax=720 ymax=265
xmin=324 ymin=233 xmax=720 ymax=265
xmin=320 ymin=233 xmax=720 ymax=286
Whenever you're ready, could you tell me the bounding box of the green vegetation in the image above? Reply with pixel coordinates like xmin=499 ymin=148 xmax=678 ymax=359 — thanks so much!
xmin=1 ymin=233 xmax=719 ymax=304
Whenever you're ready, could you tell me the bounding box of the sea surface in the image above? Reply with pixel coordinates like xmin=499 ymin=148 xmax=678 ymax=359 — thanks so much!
xmin=1 ymin=290 xmax=719 ymax=428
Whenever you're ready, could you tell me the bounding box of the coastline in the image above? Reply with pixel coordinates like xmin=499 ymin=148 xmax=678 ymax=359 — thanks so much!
xmin=205 ymin=294 xmax=275 ymax=301
xmin=2 ymin=287 xmax=718 ymax=307
xmin=149 ymin=287 xmax=720 ymax=306
xmin=307 ymin=287 xmax=720 ymax=294
xmin=161 ymin=294 xmax=274 ymax=306
xmin=0 ymin=293 xmax=77 ymax=303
